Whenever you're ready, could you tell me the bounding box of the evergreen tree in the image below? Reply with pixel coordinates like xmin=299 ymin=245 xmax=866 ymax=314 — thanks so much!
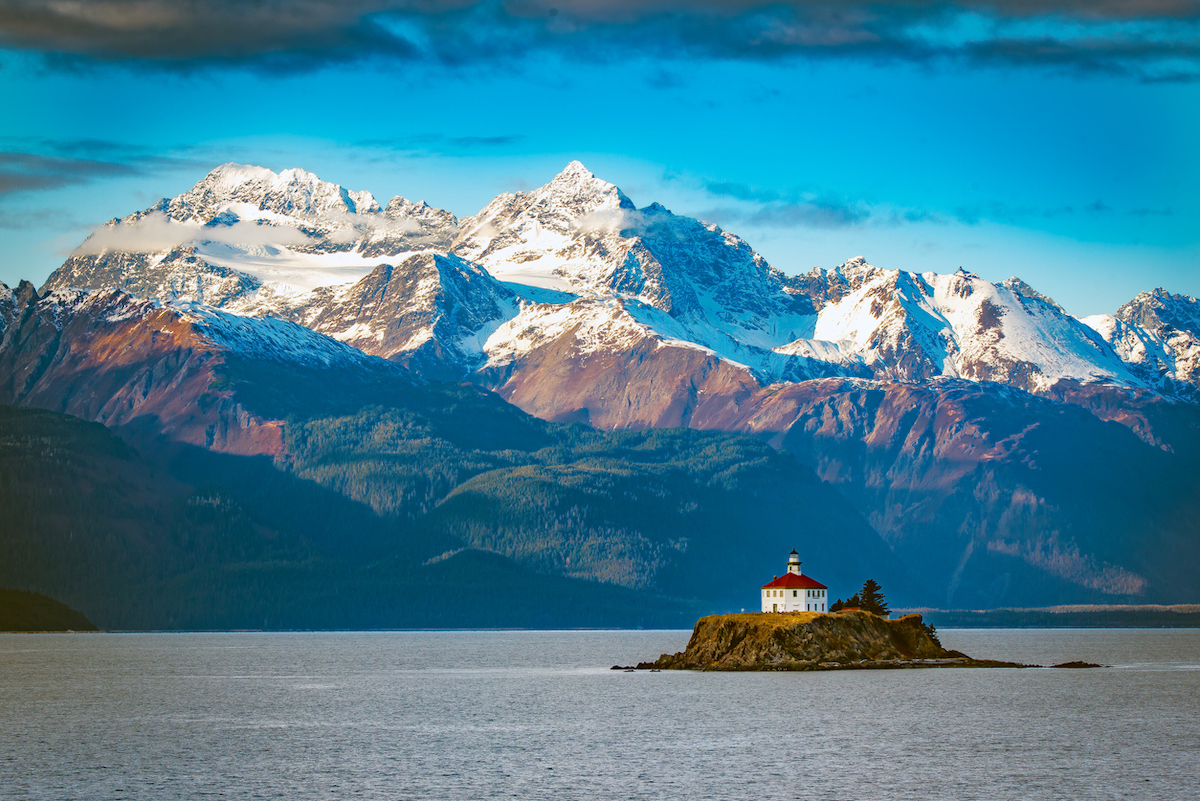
xmin=830 ymin=593 xmax=860 ymax=612
xmin=859 ymin=579 xmax=889 ymax=616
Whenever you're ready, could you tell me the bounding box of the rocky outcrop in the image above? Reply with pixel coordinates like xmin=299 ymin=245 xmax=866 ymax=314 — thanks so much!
xmin=638 ymin=611 xmax=1017 ymax=670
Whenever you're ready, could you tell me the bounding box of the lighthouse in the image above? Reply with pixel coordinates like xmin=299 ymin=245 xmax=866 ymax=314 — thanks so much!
xmin=761 ymin=549 xmax=828 ymax=613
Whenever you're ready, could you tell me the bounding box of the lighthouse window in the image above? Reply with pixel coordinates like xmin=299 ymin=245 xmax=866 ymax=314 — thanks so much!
xmin=793 ymin=591 xmax=797 ymax=597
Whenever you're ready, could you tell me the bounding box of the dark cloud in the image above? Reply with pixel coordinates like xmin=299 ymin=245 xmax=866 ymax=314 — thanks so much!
xmin=0 ymin=152 xmax=137 ymax=193
xmin=887 ymin=208 xmax=947 ymax=225
xmin=700 ymin=199 xmax=871 ymax=229
xmin=0 ymin=140 xmax=210 ymax=195
xmin=0 ymin=0 xmax=1195 ymax=79
xmin=0 ymin=206 xmax=82 ymax=229
xmin=749 ymin=200 xmax=872 ymax=228
xmin=359 ymin=133 xmax=526 ymax=152
xmin=953 ymin=198 xmax=1178 ymax=224
xmin=702 ymin=177 xmax=949 ymax=228
xmin=702 ymin=180 xmax=782 ymax=204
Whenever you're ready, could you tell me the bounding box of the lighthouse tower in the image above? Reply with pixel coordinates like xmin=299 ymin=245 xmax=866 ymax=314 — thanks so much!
xmin=761 ymin=549 xmax=828 ymax=613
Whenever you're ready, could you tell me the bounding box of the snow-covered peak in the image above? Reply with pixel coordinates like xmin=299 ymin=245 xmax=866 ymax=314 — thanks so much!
xmin=451 ymin=163 xmax=794 ymax=326
xmin=789 ymin=263 xmax=1135 ymax=391
xmin=1116 ymin=287 xmax=1200 ymax=335
xmin=1086 ymin=288 xmax=1200 ymax=389
xmin=542 ymin=160 xmax=632 ymax=208
xmin=454 ymin=163 xmax=632 ymax=262
xmin=555 ymin=159 xmax=593 ymax=180
xmin=200 ymin=163 xmax=278 ymax=194
xmin=164 ymin=163 xmax=376 ymax=224
xmin=48 ymin=162 xmax=461 ymax=312
xmin=1000 ymin=277 xmax=1063 ymax=312
xmin=785 ymin=257 xmax=886 ymax=310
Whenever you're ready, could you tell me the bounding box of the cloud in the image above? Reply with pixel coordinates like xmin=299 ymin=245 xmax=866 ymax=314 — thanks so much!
xmin=700 ymin=179 xmax=872 ymax=228
xmin=356 ymin=133 xmax=526 ymax=155
xmin=749 ymin=200 xmax=872 ymax=228
xmin=702 ymin=180 xmax=782 ymax=204
xmin=0 ymin=206 xmax=83 ymax=229
xmin=575 ymin=207 xmax=661 ymax=236
xmin=0 ymin=141 xmax=212 ymax=195
xmin=0 ymin=151 xmax=137 ymax=193
xmin=0 ymin=1 xmax=1195 ymax=80
xmin=73 ymin=211 xmax=313 ymax=255
xmin=698 ymin=200 xmax=871 ymax=230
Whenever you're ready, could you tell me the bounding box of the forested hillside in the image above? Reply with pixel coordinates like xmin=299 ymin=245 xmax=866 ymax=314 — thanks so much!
xmin=0 ymin=396 xmax=905 ymax=629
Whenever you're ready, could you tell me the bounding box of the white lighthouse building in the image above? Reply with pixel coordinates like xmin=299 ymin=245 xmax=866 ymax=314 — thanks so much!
xmin=761 ymin=550 xmax=828 ymax=613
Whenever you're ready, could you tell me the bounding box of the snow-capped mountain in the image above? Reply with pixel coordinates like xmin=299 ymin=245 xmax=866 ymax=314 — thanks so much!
xmin=452 ymin=161 xmax=823 ymax=380
xmin=297 ymin=252 xmax=517 ymax=379
xmin=13 ymin=160 xmax=1200 ymax=610
xmin=44 ymin=163 xmax=457 ymax=312
xmin=453 ymin=161 xmax=806 ymax=320
xmin=40 ymin=159 xmax=1191 ymax=412
xmin=777 ymin=258 xmax=1135 ymax=393
xmin=1082 ymin=288 xmax=1200 ymax=389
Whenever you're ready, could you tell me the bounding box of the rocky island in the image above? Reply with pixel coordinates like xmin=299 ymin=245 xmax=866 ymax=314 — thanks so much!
xmin=631 ymin=611 xmax=1098 ymax=671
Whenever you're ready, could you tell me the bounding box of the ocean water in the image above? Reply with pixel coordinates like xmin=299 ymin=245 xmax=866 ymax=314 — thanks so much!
xmin=2 ymin=629 xmax=1198 ymax=800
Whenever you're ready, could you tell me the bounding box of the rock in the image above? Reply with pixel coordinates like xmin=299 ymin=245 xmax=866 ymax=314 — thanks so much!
xmin=637 ymin=611 xmax=1028 ymax=671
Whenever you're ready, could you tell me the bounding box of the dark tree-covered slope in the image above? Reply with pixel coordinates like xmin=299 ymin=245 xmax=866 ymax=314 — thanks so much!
xmin=0 ymin=286 xmax=907 ymax=627
xmin=0 ymin=589 xmax=97 ymax=631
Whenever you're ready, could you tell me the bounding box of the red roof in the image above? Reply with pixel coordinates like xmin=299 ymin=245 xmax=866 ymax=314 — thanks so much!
xmin=761 ymin=573 xmax=827 ymax=590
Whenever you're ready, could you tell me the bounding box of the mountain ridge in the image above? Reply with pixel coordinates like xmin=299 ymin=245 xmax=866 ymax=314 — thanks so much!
xmin=9 ymin=161 xmax=1200 ymax=614
xmin=41 ymin=160 xmax=1195 ymax=401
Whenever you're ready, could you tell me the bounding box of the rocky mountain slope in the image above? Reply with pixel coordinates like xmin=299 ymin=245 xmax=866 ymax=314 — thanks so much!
xmin=0 ymin=285 xmax=913 ymax=624
xmin=1081 ymin=288 xmax=1200 ymax=391
xmin=44 ymin=161 xmax=1166 ymax=401
xmin=17 ymin=161 xmax=1200 ymax=610
xmin=0 ymin=280 xmax=392 ymax=454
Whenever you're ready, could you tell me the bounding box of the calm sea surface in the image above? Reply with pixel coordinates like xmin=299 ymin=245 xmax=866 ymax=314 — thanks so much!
xmin=2 ymin=629 xmax=1198 ymax=800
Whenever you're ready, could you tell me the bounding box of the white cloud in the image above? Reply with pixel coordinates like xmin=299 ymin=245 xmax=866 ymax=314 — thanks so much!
xmin=73 ymin=212 xmax=313 ymax=255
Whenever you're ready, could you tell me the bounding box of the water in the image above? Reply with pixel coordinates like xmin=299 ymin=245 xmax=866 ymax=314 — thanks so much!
xmin=2 ymin=629 xmax=1198 ymax=800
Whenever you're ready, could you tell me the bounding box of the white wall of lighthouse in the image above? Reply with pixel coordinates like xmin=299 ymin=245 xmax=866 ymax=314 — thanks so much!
xmin=761 ymin=587 xmax=827 ymax=613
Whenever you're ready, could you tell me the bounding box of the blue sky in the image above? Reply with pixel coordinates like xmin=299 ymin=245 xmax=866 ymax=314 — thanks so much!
xmin=1 ymin=0 xmax=1197 ymax=316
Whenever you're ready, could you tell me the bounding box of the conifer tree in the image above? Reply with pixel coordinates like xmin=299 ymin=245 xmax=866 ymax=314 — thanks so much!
xmin=830 ymin=593 xmax=860 ymax=612
xmin=859 ymin=579 xmax=889 ymax=616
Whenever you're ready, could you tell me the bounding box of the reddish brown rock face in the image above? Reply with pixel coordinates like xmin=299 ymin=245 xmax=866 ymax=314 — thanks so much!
xmin=0 ymin=285 xmax=288 ymax=456
xmin=481 ymin=333 xmax=762 ymax=430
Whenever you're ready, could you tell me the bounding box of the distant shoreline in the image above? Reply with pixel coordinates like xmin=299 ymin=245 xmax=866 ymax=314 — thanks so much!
xmin=5 ymin=603 xmax=1200 ymax=634
xmin=901 ymin=605 xmax=1200 ymax=628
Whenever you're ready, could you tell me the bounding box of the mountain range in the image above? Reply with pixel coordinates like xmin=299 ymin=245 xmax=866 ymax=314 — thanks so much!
xmin=4 ymin=161 xmax=1199 ymax=626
